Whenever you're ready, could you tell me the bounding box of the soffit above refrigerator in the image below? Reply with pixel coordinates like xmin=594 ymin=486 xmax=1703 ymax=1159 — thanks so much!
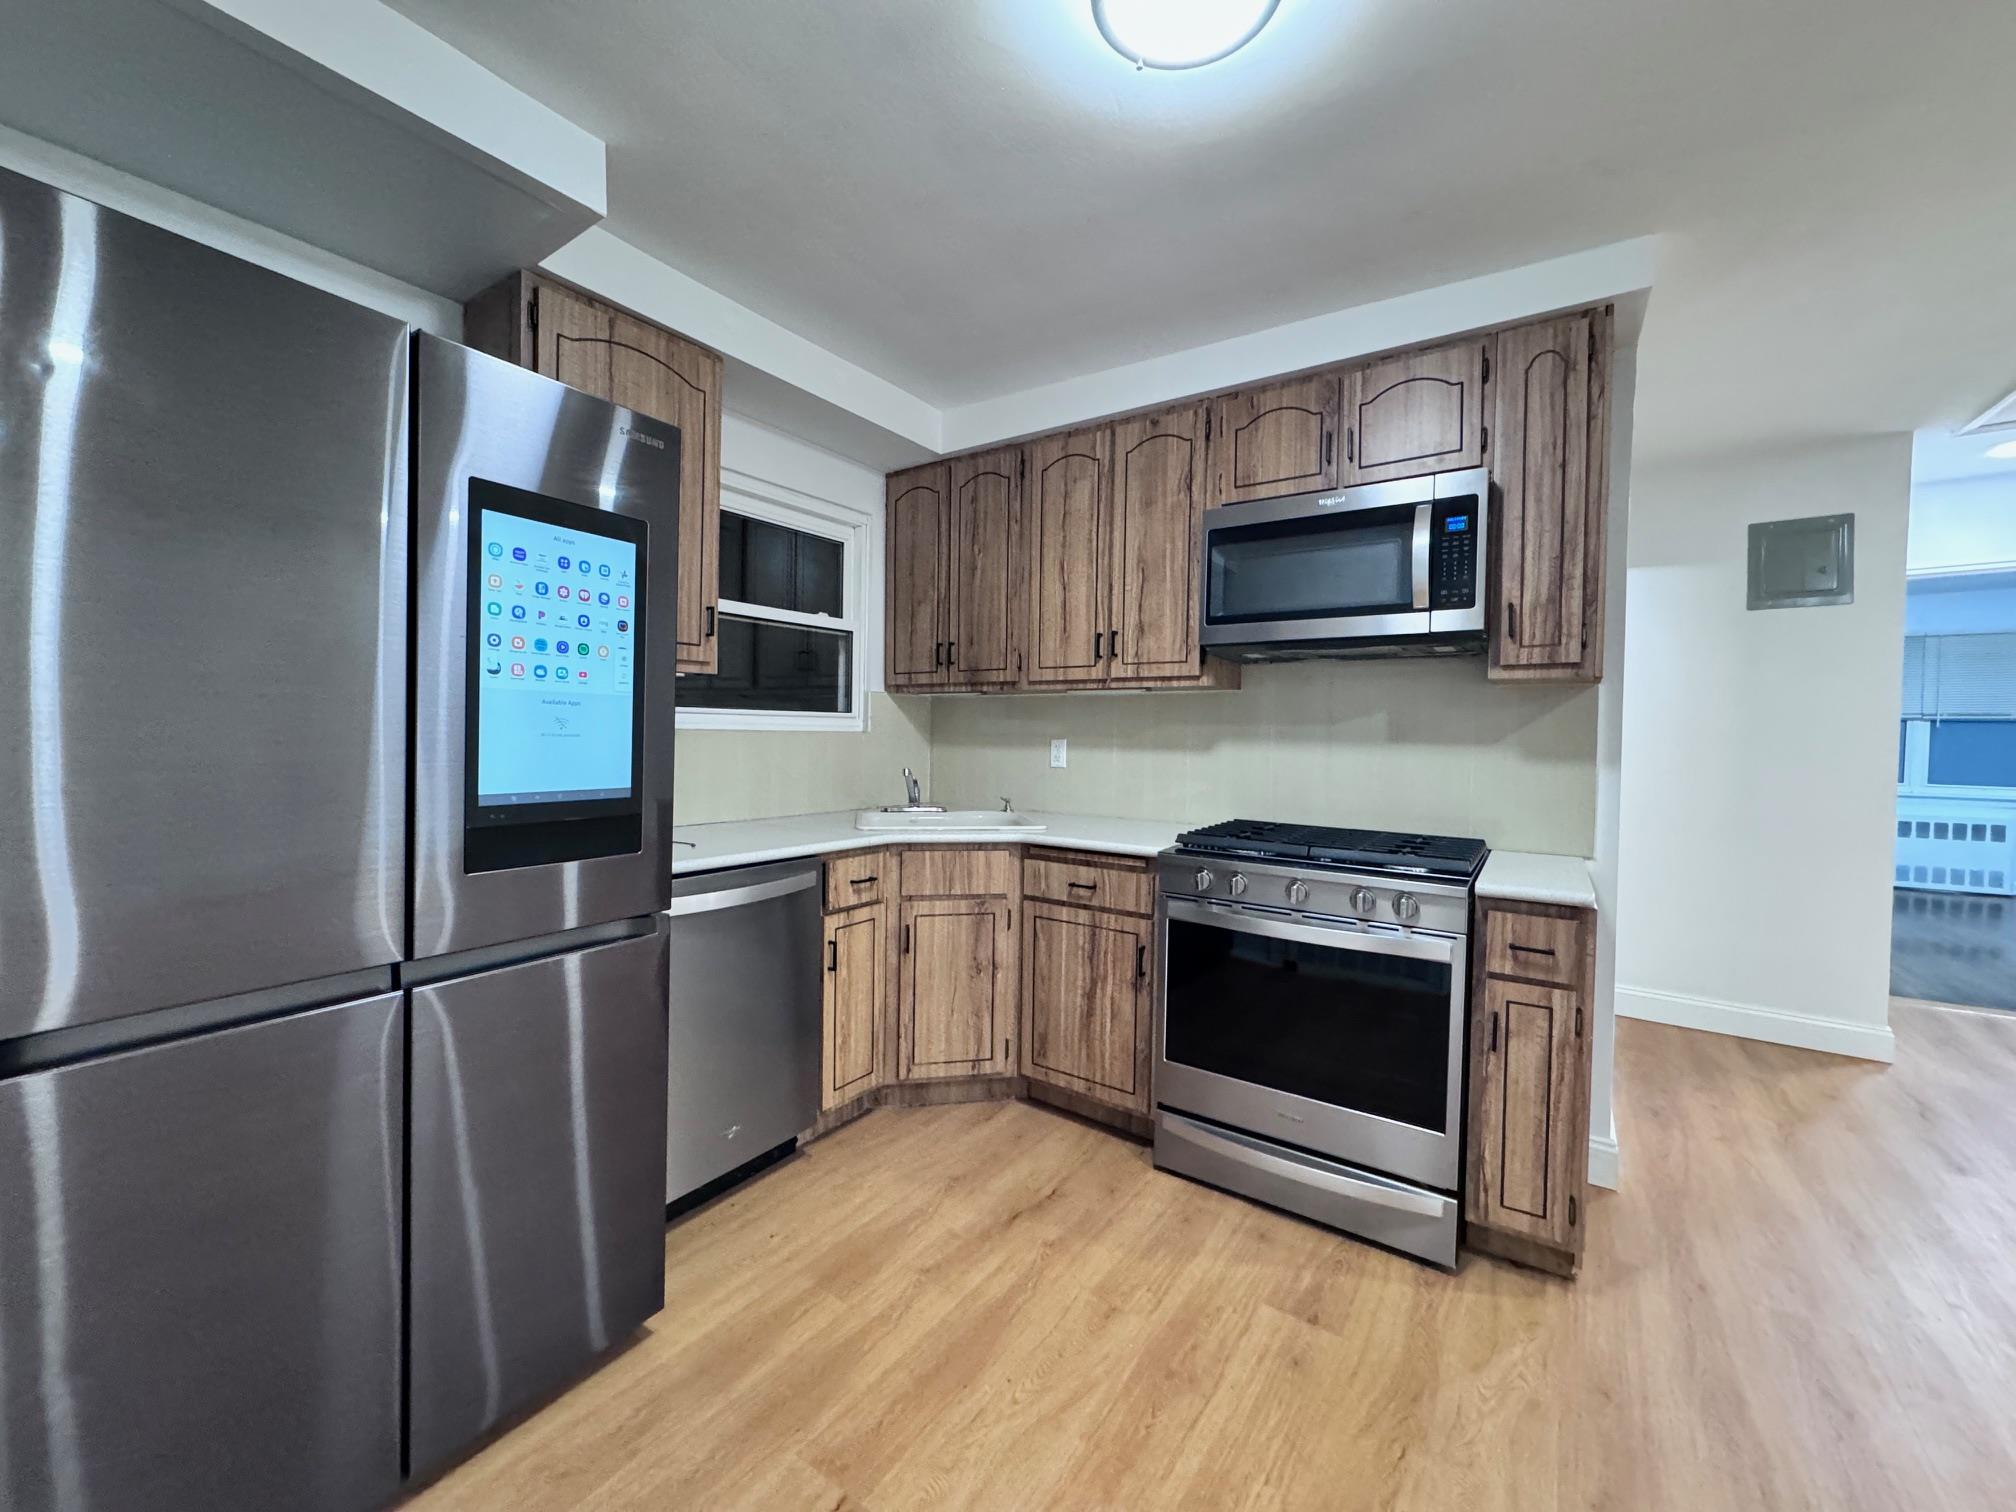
xmin=0 ymin=0 xmax=607 ymax=299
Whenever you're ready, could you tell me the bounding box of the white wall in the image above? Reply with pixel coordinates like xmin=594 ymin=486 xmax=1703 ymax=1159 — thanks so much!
xmin=1616 ymin=435 xmax=1913 ymax=1061
xmin=1908 ymin=474 xmax=2016 ymax=575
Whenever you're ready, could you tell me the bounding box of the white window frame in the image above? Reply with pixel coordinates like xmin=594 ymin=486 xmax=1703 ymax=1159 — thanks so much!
xmin=1900 ymin=716 xmax=2016 ymax=802
xmin=675 ymin=467 xmax=877 ymax=734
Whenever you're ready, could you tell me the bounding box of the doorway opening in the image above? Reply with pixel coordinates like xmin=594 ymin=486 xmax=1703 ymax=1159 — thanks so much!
xmin=1891 ymin=430 xmax=2016 ymax=1011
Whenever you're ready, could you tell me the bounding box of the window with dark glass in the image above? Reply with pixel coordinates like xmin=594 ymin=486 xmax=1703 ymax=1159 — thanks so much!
xmin=678 ymin=509 xmax=855 ymax=716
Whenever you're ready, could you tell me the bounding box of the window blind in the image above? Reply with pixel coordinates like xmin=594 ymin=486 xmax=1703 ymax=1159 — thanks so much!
xmin=1902 ymin=632 xmax=2016 ymax=719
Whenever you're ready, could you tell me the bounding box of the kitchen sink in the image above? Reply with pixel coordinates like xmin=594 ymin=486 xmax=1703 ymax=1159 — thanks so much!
xmin=853 ymin=809 xmax=1049 ymax=835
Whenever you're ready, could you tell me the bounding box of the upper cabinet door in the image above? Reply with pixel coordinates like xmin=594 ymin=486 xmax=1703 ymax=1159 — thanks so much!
xmin=1344 ymin=342 xmax=1487 ymax=484
xmin=490 ymin=275 xmax=724 ymax=675
xmin=885 ymin=465 xmax=951 ymax=688
xmin=1490 ymin=315 xmax=1597 ymax=679
xmin=606 ymin=312 xmax=722 ymax=675
xmin=1109 ymin=405 xmax=1208 ymax=681
xmin=948 ymin=448 xmax=1023 ymax=687
xmin=1025 ymin=428 xmax=1113 ymax=685
xmin=1209 ymin=372 xmax=1339 ymax=504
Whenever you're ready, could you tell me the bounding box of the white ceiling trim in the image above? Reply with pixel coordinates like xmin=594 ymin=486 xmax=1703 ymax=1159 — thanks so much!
xmin=940 ymin=237 xmax=1662 ymax=453
xmin=545 ymin=228 xmax=1660 ymax=472
xmin=183 ymin=0 xmax=606 ymax=216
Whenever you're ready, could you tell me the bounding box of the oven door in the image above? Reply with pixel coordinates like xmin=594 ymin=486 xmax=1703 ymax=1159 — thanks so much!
xmin=1199 ymin=489 xmax=1432 ymax=647
xmin=1157 ymin=897 xmax=1464 ymax=1191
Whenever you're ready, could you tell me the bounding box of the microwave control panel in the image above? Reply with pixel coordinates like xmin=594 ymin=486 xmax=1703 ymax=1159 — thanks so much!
xmin=1429 ymin=499 xmax=1479 ymax=610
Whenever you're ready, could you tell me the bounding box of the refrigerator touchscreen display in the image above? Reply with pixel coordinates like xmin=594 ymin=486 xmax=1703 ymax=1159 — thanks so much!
xmin=467 ymin=484 xmax=646 ymax=829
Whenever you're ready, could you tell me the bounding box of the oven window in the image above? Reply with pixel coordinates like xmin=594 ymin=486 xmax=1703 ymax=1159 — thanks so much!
xmin=1164 ymin=915 xmax=1452 ymax=1132
xmin=1206 ymin=506 xmax=1416 ymax=624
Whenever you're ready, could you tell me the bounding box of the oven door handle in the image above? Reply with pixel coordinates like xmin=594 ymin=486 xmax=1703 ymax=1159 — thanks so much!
xmin=1158 ymin=1114 xmax=1449 ymax=1219
xmin=1411 ymin=501 xmax=1431 ymax=610
xmin=1164 ymin=896 xmax=1458 ymax=964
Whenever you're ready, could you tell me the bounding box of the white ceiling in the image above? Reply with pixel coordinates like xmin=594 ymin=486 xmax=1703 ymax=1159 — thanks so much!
xmin=1913 ymin=429 xmax=2016 ymax=487
xmin=384 ymin=0 xmax=2016 ymax=460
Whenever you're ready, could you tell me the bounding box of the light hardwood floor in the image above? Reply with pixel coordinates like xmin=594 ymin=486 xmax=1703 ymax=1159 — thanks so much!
xmin=406 ymin=1003 xmax=2016 ymax=1511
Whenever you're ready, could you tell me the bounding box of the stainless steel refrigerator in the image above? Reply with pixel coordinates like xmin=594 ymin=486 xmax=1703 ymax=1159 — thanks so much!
xmin=0 ymin=166 xmax=675 ymax=1510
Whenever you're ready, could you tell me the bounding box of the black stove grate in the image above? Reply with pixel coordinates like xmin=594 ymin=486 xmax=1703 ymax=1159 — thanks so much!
xmin=1174 ymin=818 xmax=1488 ymax=879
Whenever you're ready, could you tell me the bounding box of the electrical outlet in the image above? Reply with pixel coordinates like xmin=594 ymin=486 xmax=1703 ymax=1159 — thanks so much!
xmin=1049 ymin=739 xmax=1068 ymax=769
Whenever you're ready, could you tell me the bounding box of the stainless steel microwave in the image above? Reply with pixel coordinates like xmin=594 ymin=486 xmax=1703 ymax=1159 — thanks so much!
xmin=1198 ymin=468 xmax=1488 ymax=661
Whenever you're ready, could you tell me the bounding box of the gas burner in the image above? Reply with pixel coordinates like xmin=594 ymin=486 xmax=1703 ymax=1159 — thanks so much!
xmin=1173 ymin=818 xmax=1488 ymax=880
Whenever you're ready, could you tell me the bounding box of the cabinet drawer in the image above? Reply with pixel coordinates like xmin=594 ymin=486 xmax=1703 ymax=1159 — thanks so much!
xmin=1022 ymin=851 xmax=1151 ymax=915
xmin=825 ymin=851 xmax=887 ymax=911
xmin=1482 ymin=908 xmax=1587 ymax=986
xmin=900 ymin=847 xmax=1017 ymax=898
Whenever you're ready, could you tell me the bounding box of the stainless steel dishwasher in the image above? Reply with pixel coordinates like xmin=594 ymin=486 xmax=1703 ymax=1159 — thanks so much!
xmin=664 ymin=859 xmax=824 ymax=1207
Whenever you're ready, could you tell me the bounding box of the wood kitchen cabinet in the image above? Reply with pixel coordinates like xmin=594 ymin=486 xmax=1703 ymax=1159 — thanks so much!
xmin=822 ymin=903 xmax=887 ymax=1112
xmin=463 ymin=272 xmax=723 ymax=674
xmin=1024 ymin=428 xmax=1112 ymax=686
xmin=1466 ymin=898 xmax=1595 ymax=1277
xmin=885 ymin=463 xmax=952 ymax=690
xmin=1018 ymin=412 xmax=1235 ymax=691
xmin=885 ymin=456 xmax=1021 ymax=691
xmin=1209 ymin=371 xmax=1340 ymax=504
xmin=1488 ymin=310 xmax=1610 ymax=683
xmin=1343 ymin=341 xmax=1488 ymax=484
xmin=1019 ymin=848 xmax=1154 ymax=1117
xmin=898 ymin=898 xmax=1016 ymax=1080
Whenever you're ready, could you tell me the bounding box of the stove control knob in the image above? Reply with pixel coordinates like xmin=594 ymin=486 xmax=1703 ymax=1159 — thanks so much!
xmin=1350 ymin=887 xmax=1378 ymax=915
xmin=1194 ymin=868 xmax=1216 ymax=892
xmin=1229 ymin=873 xmax=1249 ymax=897
xmin=1393 ymin=893 xmax=1422 ymax=924
xmin=1286 ymin=879 xmax=1310 ymax=906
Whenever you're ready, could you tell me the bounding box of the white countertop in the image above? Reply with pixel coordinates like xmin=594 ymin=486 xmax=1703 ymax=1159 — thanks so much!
xmin=1476 ymin=850 xmax=1598 ymax=907
xmin=675 ymin=811 xmax=1597 ymax=910
xmin=672 ymin=810 xmax=1184 ymax=874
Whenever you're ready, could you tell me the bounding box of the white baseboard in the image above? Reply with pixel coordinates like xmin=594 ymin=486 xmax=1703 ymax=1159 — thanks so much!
xmin=1587 ymin=1128 xmax=1619 ymax=1191
xmin=1616 ymin=985 xmax=1896 ymax=1064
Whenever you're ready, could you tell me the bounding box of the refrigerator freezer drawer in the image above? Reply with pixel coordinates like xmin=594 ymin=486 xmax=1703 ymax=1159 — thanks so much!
xmin=0 ymin=993 xmax=405 ymax=1512
xmin=408 ymin=923 xmax=670 ymax=1479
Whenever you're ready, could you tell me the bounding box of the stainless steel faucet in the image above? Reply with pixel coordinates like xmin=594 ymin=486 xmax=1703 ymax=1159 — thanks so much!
xmin=904 ymin=766 xmax=921 ymax=807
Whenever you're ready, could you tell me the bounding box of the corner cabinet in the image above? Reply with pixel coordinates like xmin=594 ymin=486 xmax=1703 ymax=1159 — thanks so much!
xmin=463 ymin=272 xmax=723 ymax=675
xmin=896 ymin=848 xmax=1019 ymax=1081
xmin=1465 ymin=899 xmax=1596 ymax=1277
xmin=1488 ymin=310 xmax=1610 ymax=683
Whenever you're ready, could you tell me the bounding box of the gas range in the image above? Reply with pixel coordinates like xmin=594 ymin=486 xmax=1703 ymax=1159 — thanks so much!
xmin=1163 ymin=819 xmax=1487 ymax=934
xmin=1152 ymin=817 xmax=1489 ymax=1266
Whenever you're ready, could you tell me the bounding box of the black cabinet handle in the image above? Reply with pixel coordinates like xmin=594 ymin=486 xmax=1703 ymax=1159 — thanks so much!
xmin=1067 ymin=881 xmax=1096 ymax=892
xmin=1345 ymin=427 xmax=1355 ymax=464
xmin=1489 ymin=1012 xmax=1499 ymax=1053
xmin=1508 ymin=943 xmax=1556 ymax=957
xmin=934 ymin=641 xmax=944 ymax=668
xmin=826 ymin=939 xmax=837 ymax=974
xmin=903 ymin=924 xmax=912 ymax=955
xmin=850 ymin=875 xmax=878 ymax=887
xmin=1108 ymin=628 xmax=1119 ymax=662
xmin=1506 ymin=603 xmax=1519 ymax=642
xmin=1094 ymin=631 xmax=1103 ymax=661
xmin=1324 ymin=431 xmax=1334 ymax=469
xmin=948 ymin=640 xmax=957 ymax=666
xmin=704 ymin=604 xmax=717 ymax=639
xmin=1137 ymin=943 xmax=1147 ymax=981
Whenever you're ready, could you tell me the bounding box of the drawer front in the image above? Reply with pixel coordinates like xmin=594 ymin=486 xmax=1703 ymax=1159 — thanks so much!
xmin=1022 ymin=852 xmax=1152 ymax=916
xmin=899 ymin=847 xmax=1017 ymax=898
xmin=825 ymin=850 xmax=887 ymax=911
xmin=1483 ymin=908 xmax=1586 ymax=986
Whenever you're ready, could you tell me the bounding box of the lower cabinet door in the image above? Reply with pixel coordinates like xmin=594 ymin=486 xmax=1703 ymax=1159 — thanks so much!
xmin=0 ymin=994 xmax=405 ymax=1512
xmin=1022 ymin=902 xmax=1150 ymax=1112
xmin=823 ymin=904 xmax=886 ymax=1109
xmin=408 ymin=926 xmax=670 ymax=1479
xmin=1468 ymin=975 xmax=1586 ymax=1250
xmin=898 ymin=898 xmax=1015 ymax=1079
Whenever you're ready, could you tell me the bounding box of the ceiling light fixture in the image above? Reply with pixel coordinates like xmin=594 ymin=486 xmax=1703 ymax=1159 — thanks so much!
xmin=1093 ymin=0 xmax=1281 ymax=70
xmin=1987 ymin=439 xmax=2016 ymax=460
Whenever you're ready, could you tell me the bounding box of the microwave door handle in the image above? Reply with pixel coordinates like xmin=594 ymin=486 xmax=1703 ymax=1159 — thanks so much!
xmin=1411 ymin=502 xmax=1431 ymax=610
